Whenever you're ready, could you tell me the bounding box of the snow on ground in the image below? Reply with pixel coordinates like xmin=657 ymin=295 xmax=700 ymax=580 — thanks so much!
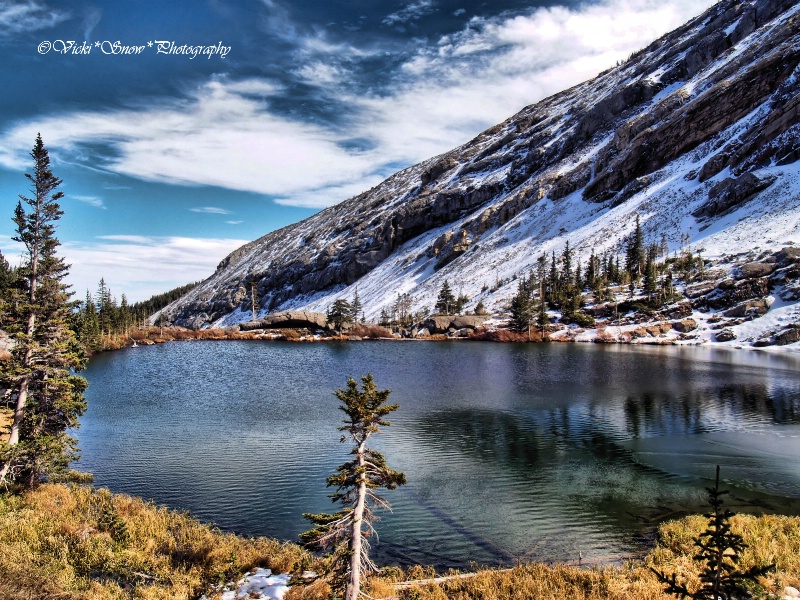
xmin=219 ymin=569 xmax=290 ymax=600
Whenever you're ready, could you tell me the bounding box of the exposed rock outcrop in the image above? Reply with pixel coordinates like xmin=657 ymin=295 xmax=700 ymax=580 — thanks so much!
xmin=239 ymin=311 xmax=328 ymax=331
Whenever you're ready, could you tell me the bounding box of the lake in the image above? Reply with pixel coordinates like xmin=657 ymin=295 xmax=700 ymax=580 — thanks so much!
xmin=76 ymin=341 xmax=800 ymax=569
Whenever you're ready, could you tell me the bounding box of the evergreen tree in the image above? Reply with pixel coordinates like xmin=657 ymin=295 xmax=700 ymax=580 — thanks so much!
xmin=643 ymin=252 xmax=658 ymax=299
xmin=0 ymin=134 xmax=87 ymax=488
xmin=560 ymin=241 xmax=573 ymax=288
xmin=350 ymin=288 xmax=363 ymax=323
xmin=653 ymin=466 xmax=774 ymax=599
xmin=327 ymin=299 xmax=354 ymax=333
xmin=548 ymin=251 xmax=559 ymax=306
xmin=509 ymin=278 xmax=534 ymax=338
xmin=435 ymin=280 xmax=456 ymax=314
xmin=625 ymin=214 xmax=645 ymax=283
xmin=301 ymin=375 xmax=406 ymax=600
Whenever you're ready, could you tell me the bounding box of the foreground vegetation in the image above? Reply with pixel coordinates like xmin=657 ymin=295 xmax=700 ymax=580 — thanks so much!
xmin=1 ymin=484 xmax=798 ymax=600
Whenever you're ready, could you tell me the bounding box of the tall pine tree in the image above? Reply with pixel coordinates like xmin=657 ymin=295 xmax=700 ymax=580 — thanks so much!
xmin=301 ymin=375 xmax=406 ymax=600
xmin=0 ymin=134 xmax=87 ymax=488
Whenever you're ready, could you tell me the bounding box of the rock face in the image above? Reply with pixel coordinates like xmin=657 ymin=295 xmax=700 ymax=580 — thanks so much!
xmin=423 ymin=315 xmax=488 ymax=334
xmin=239 ymin=311 xmax=328 ymax=331
xmin=693 ymin=173 xmax=778 ymax=219
xmin=160 ymin=0 xmax=800 ymax=329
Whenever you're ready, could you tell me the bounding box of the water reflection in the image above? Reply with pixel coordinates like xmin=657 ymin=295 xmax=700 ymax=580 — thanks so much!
xmin=77 ymin=342 xmax=800 ymax=569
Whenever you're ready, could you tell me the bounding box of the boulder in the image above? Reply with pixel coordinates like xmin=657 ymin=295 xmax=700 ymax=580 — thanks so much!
xmin=240 ymin=311 xmax=328 ymax=331
xmin=661 ymin=301 xmax=693 ymax=320
xmin=672 ymin=318 xmax=698 ymax=333
xmin=685 ymin=282 xmax=716 ymax=298
xmin=715 ymin=328 xmax=737 ymax=342
xmin=775 ymin=327 xmax=800 ymax=346
xmin=423 ymin=316 xmax=455 ymax=334
xmin=452 ymin=315 xmax=489 ymax=330
xmin=723 ymin=299 xmax=770 ymax=318
xmin=424 ymin=315 xmax=488 ymax=333
xmin=739 ymin=262 xmax=776 ymax=278
xmin=775 ymin=246 xmax=800 ymax=265
xmin=414 ymin=327 xmax=431 ymax=338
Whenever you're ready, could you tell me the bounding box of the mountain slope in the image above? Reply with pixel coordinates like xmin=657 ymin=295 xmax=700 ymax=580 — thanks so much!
xmin=163 ymin=0 xmax=800 ymax=329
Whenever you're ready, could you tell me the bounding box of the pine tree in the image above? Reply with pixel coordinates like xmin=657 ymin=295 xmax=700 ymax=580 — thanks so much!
xmin=327 ymin=299 xmax=354 ymax=333
xmin=653 ymin=466 xmax=774 ymax=599
xmin=625 ymin=214 xmax=645 ymax=283
xmin=351 ymin=288 xmax=363 ymax=323
xmin=0 ymin=134 xmax=87 ymax=488
xmin=301 ymin=375 xmax=406 ymax=600
xmin=435 ymin=280 xmax=456 ymax=314
xmin=510 ymin=279 xmax=534 ymax=338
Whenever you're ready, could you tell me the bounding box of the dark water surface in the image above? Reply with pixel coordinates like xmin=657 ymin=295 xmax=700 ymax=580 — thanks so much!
xmin=77 ymin=341 xmax=800 ymax=569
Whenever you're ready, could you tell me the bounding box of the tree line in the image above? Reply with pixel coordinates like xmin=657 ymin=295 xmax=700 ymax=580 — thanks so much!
xmin=72 ymin=278 xmax=198 ymax=349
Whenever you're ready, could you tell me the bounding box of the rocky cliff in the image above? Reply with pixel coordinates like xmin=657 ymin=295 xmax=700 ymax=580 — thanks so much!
xmin=161 ymin=0 xmax=800 ymax=330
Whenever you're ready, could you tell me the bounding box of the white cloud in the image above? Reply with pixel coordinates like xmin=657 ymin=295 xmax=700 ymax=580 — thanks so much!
xmin=0 ymin=0 xmax=67 ymax=37
xmin=0 ymin=79 xmax=379 ymax=207
xmin=225 ymin=220 xmax=244 ymax=225
xmin=60 ymin=236 xmax=249 ymax=301
xmin=383 ymin=1 xmax=436 ymax=26
xmin=70 ymin=194 xmax=105 ymax=209
xmin=0 ymin=0 xmax=716 ymax=210
xmin=191 ymin=206 xmax=232 ymax=214
xmin=294 ymin=61 xmax=343 ymax=86
xmin=351 ymin=0 xmax=716 ymax=165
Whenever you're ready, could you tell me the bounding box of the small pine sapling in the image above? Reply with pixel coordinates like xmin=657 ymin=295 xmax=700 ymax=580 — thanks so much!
xmin=301 ymin=374 xmax=406 ymax=600
xmin=652 ymin=465 xmax=774 ymax=599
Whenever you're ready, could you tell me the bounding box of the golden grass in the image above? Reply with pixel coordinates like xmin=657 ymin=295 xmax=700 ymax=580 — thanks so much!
xmin=0 ymin=484 xmax=312 ymax=600
xmin=0 ymin=407 xmax=11 ymax=443
xmin=1 ymin=484 xmax=798 ymax=600
xmin=286 ymin=514 xmax=800 ymax=600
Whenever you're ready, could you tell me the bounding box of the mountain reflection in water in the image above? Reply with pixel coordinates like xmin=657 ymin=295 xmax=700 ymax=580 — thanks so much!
xmin=78 ymin=341 xmax=800 ymax=569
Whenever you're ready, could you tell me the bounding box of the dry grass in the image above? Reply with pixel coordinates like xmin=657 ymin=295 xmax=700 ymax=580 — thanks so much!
xmin=2 ymin=485 xmax=797 ymax=600
xmin=349 ymin=325 xmax=393 ymax=339
xmin=286 ymin=514 xmax=799 ymax=600
xmin=0 ymin=484 xmax=312 ymax=600
xmin=469 ymin=328 xmax=545 ymax=342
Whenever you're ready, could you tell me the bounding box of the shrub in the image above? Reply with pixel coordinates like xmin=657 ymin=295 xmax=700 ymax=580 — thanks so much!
xmin=349 ymin=324 xmax=392 ymax=339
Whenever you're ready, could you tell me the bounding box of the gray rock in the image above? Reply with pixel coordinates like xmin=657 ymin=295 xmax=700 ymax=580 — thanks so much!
xmin=775 ymin=246 xmax=800 ymax=265
xmin=452 ymin=315 xmax=489 ymax=330
xmin=739 ymin=262 xmax=776 ymax=278
xmin=240 ymin=311 xmax=328 ymax=331
xmin=723 ymin=299 xmax=770 ymax=318
xmin=672 ymin=318 xmax=698 ymax=333
xmin=775 ymin=327 xmax=800 ymax=346
xmin=414 ymin=327 xmax=431 ymax=338
xmin=715 ymin=328 xmax=737 ymax=342
xmin=694 ymin=172 xmax=777 ymax=219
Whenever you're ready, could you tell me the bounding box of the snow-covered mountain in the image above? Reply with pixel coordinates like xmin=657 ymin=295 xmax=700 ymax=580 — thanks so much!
xmin=163 ymin=0 xmax=800 ymax=329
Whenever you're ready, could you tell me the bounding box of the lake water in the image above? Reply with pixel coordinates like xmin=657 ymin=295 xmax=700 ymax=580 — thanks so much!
xmin=77 ymin=341 xmax=800 ymax=569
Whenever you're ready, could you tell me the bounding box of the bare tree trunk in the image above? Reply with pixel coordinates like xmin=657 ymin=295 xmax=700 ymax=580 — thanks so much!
xmin=346 ymin=439 xmax=367 ymax=600
xmin=0 ymin=191 xmax=41 ymax=487
xmin=0 ymin=284 xmax=37 ymax=485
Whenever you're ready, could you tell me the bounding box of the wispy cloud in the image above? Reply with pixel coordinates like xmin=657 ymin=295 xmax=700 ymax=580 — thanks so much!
xmin=383 ymin=0 xmax=436 ymax=26
xmin=62 ymin=236 xmax=249 ymax=301
xmin=191 ymin=206 xmax=232 ymax=215
xmin=0 ymin=0 xmax=716 ymax=210
xmin=225 ymin=220 xmax=244 ymax=225
xmin=70 ymin=194 xmax=105 ymax=209
xmin=0 ymin=0 xmax=68 ymax=38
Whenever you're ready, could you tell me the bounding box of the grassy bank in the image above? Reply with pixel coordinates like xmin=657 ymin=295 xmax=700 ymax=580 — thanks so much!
xmin=1 ymin=484 xmax=798 ymax=599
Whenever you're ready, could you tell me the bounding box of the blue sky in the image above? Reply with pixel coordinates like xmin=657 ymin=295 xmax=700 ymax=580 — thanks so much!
xmin=0 ymin=0 xmax=714 ymax=301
